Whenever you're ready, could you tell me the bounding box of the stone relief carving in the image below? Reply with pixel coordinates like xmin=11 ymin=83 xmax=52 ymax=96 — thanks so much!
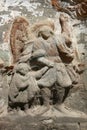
xmin=0 ymin=14 xmax=86 ymax=117
xmin=10 ymin=16 xmax=30 ymax=64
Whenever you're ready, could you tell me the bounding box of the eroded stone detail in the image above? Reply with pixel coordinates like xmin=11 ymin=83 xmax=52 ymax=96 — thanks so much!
xmin=0 ymin=14 xmax=86 ymax=118
xmin=51 ymin=0 xmax=87 ymax=19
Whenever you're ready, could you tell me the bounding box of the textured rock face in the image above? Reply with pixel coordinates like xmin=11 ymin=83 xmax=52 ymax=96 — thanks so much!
xmin=50 ymin=0 xmax=87 ymax=19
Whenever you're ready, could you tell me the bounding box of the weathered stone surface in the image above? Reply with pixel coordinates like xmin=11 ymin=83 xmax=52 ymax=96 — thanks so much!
xmin=51 ymin=0 xmax=87 ymax=19
xmin=6 ymin=13 xmax=85 ymax=118
xmin=45 ymin=123 xmax=79 ymax=130
xmin=0 ymin=1 xmax=87 ymax=129
xmin=0 ymin=58 xmax=4 ymax=68
xmin=80 ymin=123 xmax=87 ymax=130
xmin=0 ymin=116 xmax=87 ymax=130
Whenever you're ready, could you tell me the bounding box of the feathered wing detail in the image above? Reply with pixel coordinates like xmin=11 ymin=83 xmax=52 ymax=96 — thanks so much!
xmin=10 ymin=16 xmax=30 ymax=64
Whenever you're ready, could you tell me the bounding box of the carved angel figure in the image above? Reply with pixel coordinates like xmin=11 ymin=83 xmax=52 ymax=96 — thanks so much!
xmin=8 ymin=14 xmax=85 ymax=117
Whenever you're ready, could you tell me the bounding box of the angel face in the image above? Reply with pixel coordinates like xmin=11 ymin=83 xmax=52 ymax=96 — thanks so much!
xmin=38 ymin=26 xmax=54 ymax=40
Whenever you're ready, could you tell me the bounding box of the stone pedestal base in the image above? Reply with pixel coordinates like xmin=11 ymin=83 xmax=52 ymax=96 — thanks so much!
xmin=0 ymin=113 xmax=87 ymax=130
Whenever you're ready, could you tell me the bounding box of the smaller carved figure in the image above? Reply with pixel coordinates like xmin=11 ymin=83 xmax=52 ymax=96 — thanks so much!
xmin=8 ymin=63 xmax=48 ymax=111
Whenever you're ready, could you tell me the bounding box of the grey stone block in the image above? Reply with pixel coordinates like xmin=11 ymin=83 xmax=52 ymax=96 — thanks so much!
xmin=47 ymin=123 xmax=80 ymax=130
xmin=80 ymin=123 xmax=87 ymax=130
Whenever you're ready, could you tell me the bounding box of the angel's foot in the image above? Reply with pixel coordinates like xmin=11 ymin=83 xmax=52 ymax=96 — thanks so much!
xmin=54 ymin=104 xmax=87 ymax=117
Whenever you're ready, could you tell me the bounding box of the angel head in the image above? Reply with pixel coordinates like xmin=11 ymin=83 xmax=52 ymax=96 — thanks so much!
xmin=31 ymin=19 xmax=55 ymax=40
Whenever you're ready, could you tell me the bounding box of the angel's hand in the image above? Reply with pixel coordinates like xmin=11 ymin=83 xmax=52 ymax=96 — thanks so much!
xmin=31 ymin=49 xmax=46 ymax=59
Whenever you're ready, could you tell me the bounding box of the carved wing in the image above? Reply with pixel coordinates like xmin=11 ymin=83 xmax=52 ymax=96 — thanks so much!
xmin=10 ymin=16 xmax=29 ymax=63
